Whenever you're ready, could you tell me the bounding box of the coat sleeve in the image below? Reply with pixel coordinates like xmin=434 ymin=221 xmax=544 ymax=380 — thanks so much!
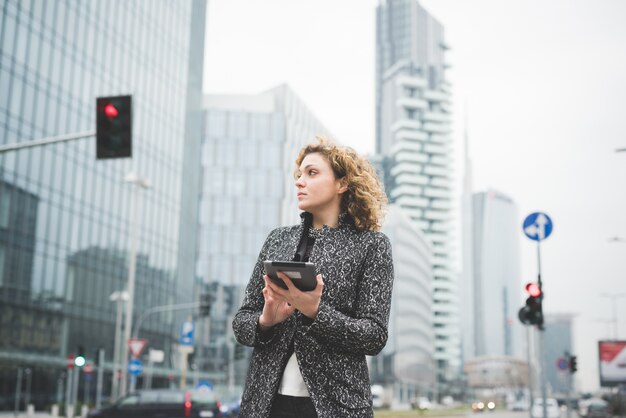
xmin=305 ymin=232 xmax=394 ymax=356
xmin=232 ymin=228 xmax=280 ymax=347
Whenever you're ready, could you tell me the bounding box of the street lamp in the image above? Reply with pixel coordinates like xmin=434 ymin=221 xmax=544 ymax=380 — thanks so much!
xmin=119 ymin=171 xmax=150 ymax=397
xmin=109 ymin=290 xmax=128 ymax=400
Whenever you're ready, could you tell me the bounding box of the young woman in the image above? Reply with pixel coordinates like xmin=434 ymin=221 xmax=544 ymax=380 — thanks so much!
xmin=232 ymin=137 xmax=394 ymax=418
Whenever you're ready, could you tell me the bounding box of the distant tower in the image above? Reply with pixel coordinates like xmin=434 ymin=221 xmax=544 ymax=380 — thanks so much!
xmin=376 ymin=0 xmax=460 ymax=395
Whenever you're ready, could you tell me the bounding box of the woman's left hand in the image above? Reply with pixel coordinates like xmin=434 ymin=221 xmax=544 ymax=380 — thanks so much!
xmin=266 ymin=272 xmax=324 ymax=320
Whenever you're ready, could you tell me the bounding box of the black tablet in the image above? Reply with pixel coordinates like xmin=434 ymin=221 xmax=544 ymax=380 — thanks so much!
xmin=263 ymin=260 xmax=317 ymax=292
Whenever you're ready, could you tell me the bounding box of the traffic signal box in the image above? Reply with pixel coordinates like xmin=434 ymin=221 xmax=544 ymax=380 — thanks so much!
xmin=96 ymin=95 xmax=132 ymax=159
xmin=569 ymin=355 xmax=578 ymax=373
xmin=199 ymin=293 xmax=212 ymax=317
xmin=518 ymin=282 xmax=544 ymax=329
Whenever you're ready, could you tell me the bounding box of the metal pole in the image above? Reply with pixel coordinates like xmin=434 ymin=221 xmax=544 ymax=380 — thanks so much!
xmin=96 ymin=349 xmax=104 ymax=409
xmin=111 ymin=294 xmax=125 ymax=401
xmin=565 ymin=352 xmax=571 ymax=418
xmin=24 ymin=368 xmax=32 ymax=410
xmin=72 ymin=367 xmax=79 ymax=418
xmin=14 ymin=367 xmax=23 ymax=418
xmin=0 ymin=130 xmax=94 ymax=153
xmin=527 ymin=326 xmax=534 ymax=418
xmin=120 ymin=184 xmax=139 ymax=397
xmin=537 ymin=240 xmax=548 ymax=418
xmin=65 ymin=369 xmax=73 ymax=418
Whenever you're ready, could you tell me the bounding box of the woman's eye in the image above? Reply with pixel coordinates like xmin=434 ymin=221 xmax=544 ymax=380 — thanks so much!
xmin=308 ymin=170 xmax=316 ymax=176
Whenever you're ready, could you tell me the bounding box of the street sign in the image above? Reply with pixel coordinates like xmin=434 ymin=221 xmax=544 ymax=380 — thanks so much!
xmin=557 ymin=357 xmax=569 ymax=370
xmin=196 ymin=380 xmax=213 ymax=391
xmin=128 ymin=338 xmax=148 ymax=358
xmin=128 ymin=359 xmax=143 ymax=376
xmin=523 ymin=212 xmax=553 ymax=241
xmin=180 ymin=321 xmax=195 ymax=346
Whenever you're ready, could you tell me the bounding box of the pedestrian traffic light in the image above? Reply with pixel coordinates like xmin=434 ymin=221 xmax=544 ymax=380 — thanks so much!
xmin=74 ymin=345 xmax=86 ymax=368
xmin=199 ymin=292 xmax=211 ymax=317
xmin=518 ymin=282 xmax=544 ymax=328
xmin=569 ymin=355 xmax=578 ymax=373
xmin=96 ymin=95 xmax=132 ymax=159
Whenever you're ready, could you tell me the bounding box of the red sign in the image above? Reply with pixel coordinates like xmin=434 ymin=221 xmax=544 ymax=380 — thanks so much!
xmin=67 ymin=354 xmax=75 ymax=369
xmin=128 ymin=338 xmax=148 ymax=358
xmin=599 ymin=340 xmax=626 ymax=386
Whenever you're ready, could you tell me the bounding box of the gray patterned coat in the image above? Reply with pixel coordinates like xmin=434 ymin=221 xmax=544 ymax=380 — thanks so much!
xmin=232 ymin=213 xmax=394 ymax=418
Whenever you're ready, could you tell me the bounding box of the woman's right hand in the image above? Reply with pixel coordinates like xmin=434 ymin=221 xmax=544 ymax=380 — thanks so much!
xmin=258 ymin=275 xmax=296 ymax=331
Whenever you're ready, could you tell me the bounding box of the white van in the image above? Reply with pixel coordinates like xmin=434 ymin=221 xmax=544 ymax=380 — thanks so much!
xmin=371 ymin=385 xmax=385 ymax=409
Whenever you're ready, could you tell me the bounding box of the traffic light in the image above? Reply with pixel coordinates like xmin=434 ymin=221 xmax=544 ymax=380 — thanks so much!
xmin=569 ymin=355 xmax=578 ymax=373
xmin=199 ymin=292 xmax=211 ymax=317
xmin=74 ymin=345 xmax=86 ymax=368
xmin=518 ymin=282 xmax=544 ymax=328
xmin=96 ymin=95 xmax=132 ymax=159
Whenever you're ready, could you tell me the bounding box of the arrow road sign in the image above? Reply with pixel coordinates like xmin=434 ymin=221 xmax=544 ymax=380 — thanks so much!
xmin=128 ymin=359 xmax=143 ymax=376
xmin=523 ymin=212 xmax=553 ymax=241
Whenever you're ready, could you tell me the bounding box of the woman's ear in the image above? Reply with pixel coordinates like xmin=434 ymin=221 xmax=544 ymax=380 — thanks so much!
xmin=337 ymin=177 xmax=349 ymax=194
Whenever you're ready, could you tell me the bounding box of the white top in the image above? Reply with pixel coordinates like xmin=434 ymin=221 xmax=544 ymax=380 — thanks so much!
xmin=277 ymin=352 xmax=310 ymax=397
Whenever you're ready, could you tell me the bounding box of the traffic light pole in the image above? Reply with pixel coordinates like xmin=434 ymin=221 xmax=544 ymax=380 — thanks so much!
xmin=132 ymin=302 xmax=202 ymax=339
xmin=0 ymin=130 xmax=94 ymax=153
xmin=536 ymin=240 xmax=548 ymax=418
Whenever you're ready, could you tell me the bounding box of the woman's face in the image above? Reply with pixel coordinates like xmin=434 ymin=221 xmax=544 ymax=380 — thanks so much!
xmin=295 ymin=152 xmax=346 ymax=214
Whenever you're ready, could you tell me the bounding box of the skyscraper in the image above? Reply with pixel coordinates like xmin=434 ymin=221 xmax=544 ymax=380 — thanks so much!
xmin=466 ymin=190 xmax=523 ymax=359
xmin=376 ymin=0 xmax=459 ymax=395
xmin=0 ymin=0 xmax=206 ymax=406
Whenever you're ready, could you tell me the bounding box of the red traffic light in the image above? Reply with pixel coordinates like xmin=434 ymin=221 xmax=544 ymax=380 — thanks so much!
xmin=104 ymin=103 xmax=119 ymax=119
xmin=525 ymin=282 xmax=542 ymax=297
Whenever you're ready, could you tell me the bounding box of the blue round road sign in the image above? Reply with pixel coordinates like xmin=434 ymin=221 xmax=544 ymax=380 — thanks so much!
xmin=523 ymin=212 xmax=553 ymax=241
xmin=128 ymin=359 xmax=143 ymax=376
xmin=557 ymin=357 xmax=569 ymax=370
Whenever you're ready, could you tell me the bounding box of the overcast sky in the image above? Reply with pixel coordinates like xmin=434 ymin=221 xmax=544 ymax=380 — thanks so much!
xmin=204 ymin=0 xmax=626 ymax=392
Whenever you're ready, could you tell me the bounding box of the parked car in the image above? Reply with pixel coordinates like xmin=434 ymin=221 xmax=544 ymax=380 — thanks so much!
xmin=412 ymin=396 xmax=432 ymax=410
xmin=87 ymin=389 xmax=223 ymax=418
xmin=371 ymin=385 xmax=385 ymax=409
xmin=531 ymin=398 xmax=560 ymax=418
xmin=472 ymin=400 xmax=496 ymax=412
xmin=584 ymin=400 xmax=611 ymax=418
xmin=510 ymin=399 xmax=530 ymax=411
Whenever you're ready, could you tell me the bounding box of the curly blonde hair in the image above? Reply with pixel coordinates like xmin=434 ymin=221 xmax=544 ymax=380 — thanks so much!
xmin=294 ymin=136 xmax=387 ymax=231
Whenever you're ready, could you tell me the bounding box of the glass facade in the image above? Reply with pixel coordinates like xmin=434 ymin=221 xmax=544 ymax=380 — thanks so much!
xmin=1 ymin=0 xmax=206 ymax=409
xmin=197 ymin=85 xmax=332 ymax=390
xmin=373 ymin=204 xmax=436 ymax=403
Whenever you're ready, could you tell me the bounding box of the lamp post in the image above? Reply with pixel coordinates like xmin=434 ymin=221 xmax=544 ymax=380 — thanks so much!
xmin=119 ymin=171 xmax=150 ymax=397
xmin=109 ymin=290 xmax=128 ymax=400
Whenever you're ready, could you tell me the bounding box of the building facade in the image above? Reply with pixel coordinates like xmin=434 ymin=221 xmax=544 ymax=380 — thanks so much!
xmin=466 ymin=190 xmax=523 ymax=359
xmin=373 ymin=205 xmax=436 ymax=405
xmin=0 ymin=0 xmax=206 ymax=408
xmin=196 ymin=85 xmax=332 ymax=391
xmin=376 ymin=0 xmax=460 ymax=396
xmin=543 ymin=314 xmax=576 ymax=395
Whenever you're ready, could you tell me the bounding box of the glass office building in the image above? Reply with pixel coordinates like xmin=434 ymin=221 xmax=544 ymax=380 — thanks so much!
xmin=198 ymin=85 xmax=332 ymax=389
xmin=0 ymin=0 xmax=206 ymax=408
